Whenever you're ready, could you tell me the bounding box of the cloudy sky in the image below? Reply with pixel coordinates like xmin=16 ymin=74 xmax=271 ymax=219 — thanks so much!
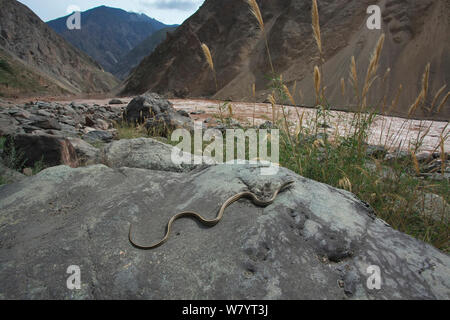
xmin=17 ymin=0 xmax=205 ymax=24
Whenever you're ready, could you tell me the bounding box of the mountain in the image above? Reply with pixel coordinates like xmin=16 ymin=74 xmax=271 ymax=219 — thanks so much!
xmin=47 ymin=6 xmax=175 ymax=74
xmin=121 ymin=0 xmax=450 ymax=120
xmin=111 ymin=27 xmax=178 ymax=80
xmin=0 ymin=0 xmax=118 ymax=97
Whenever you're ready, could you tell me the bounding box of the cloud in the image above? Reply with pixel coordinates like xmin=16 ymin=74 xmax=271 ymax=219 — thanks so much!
xmin=139 ymin=0 xmax=203 ymax=11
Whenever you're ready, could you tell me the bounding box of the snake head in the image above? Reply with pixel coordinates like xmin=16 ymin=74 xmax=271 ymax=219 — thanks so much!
xmin=280 ymin=180 xmax=295 ymax=191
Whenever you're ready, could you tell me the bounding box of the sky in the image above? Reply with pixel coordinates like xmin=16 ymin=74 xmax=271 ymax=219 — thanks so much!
xmin=17 ymin=0 xmax=205 ymax=25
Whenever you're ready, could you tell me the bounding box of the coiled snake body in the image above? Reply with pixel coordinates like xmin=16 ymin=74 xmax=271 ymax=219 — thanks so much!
xmin=128 ymin=180 xmax=295 ymax=249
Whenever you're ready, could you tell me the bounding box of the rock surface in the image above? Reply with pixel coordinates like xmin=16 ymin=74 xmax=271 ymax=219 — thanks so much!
xmin=0 ymin=162 xmax=448 ymax=299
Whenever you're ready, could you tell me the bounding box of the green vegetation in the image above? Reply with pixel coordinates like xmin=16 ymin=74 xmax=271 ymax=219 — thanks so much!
xmin=0 ymin=137 xmax=47 ymax=185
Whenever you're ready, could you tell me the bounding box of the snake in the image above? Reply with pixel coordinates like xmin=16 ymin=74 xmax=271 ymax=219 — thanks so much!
xmin=128 ymin=180 xmax=295 ymax=249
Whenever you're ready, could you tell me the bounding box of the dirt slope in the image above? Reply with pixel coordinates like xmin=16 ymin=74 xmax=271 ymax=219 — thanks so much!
xmin=0 ymin=0 xmax=118 ymax=96
xmin=122 ymin=0 xmax=449 ymax=120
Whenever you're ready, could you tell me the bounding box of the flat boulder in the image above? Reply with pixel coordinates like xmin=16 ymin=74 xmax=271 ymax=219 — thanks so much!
xmin=101 ymin=138 xmax=212 ymax=172
xmin=0 ymin=163 xmax=448 ymax=299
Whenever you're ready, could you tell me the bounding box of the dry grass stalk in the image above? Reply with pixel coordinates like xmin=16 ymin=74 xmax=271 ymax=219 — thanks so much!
xmin=314 ymin=66 xmax=321 ymax=105
xmin=408 ymin=89 xmax=425 ymax=117
xmin=431 ymin=84 xmax=447 ymax=111
xmin=437 ymin=91 xmax=449 ymax=113
xmin=340 ymin=78 xmax=346 ymax=97
xmin=268 ymin=92 xmax=277 ymax=123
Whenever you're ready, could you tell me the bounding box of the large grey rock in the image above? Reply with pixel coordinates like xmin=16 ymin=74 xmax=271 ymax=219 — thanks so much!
xmin=0 ymin=163 xmax=448 ymax=299
xmin=101 ymin=138 xmax=212 ymax=172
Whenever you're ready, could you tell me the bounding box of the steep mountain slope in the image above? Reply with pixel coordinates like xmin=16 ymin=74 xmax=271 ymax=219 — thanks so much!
xmin=122 ymin=0 xmax=449 ymax=120
xmin=111 ymin=26 xmax=178 ymax=80
xmin=47 ymin=6 xmax=174 ymax=74
xmin=0 ymin=0 xmax=118 ymax=96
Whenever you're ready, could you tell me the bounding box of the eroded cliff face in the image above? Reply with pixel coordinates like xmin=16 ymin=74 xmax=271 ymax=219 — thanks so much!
xmin=0 ymin=0 xmax=118 ymax=95
xmin=122 ymin=0 xmax=449 ymax=120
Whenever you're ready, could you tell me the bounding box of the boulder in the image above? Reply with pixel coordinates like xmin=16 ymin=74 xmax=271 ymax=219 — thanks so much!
xmin=30 ymin=116 xmax=61 ymax=130
xmin=101 ymin=138 xmax=211 ymax=172
xmin=124 ymin=93 xmax=192 ymax=135
xmin=109 ymin=99 xmax=124 ymax=105
xmin=6 ymin=133 xmax=79 ymax=168
xmin=67 ymin=138 xmax=101 ymax=165
xmin=0 ymin=113 xmax=22 ymax=136
xmin=82 ymin=130 xmax=115 ymax=144
xmin=0 ymin=162 xmax=448 ymax=299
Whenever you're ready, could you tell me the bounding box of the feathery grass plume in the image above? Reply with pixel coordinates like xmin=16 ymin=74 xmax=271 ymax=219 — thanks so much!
xmin=408 ymin=91 xmax=424 ymax=118
xmin=311 ymin=0 xmax=322 ymax=58
xmin=201 ymin=43 xmax=218 ymax=92
xmin=246 ymin=0 xmax=264 ymax=31
xmin=283 ymin=85 xmax=296 ymax=105
xmin=246 ymin=0 xmax=274 ymax=75
xmin=314 ymin=66 xmax=321 ymax=105
xmin=437 ymin=91 xmax=450 ymax=113
xmin=338 ymin=176 xmax=352 ymax=192
xmin=340 ymin=78 xmax=346 ymax=97
xmin=431 ymin=84 xmax=447 ymax=111
xmin=361 ymin=34 xmax=385 ymax=107
xmin=349 ymin=56 xmax=360 ymax=104
xmin=268 ymin=92 xmax=277 ymax=123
